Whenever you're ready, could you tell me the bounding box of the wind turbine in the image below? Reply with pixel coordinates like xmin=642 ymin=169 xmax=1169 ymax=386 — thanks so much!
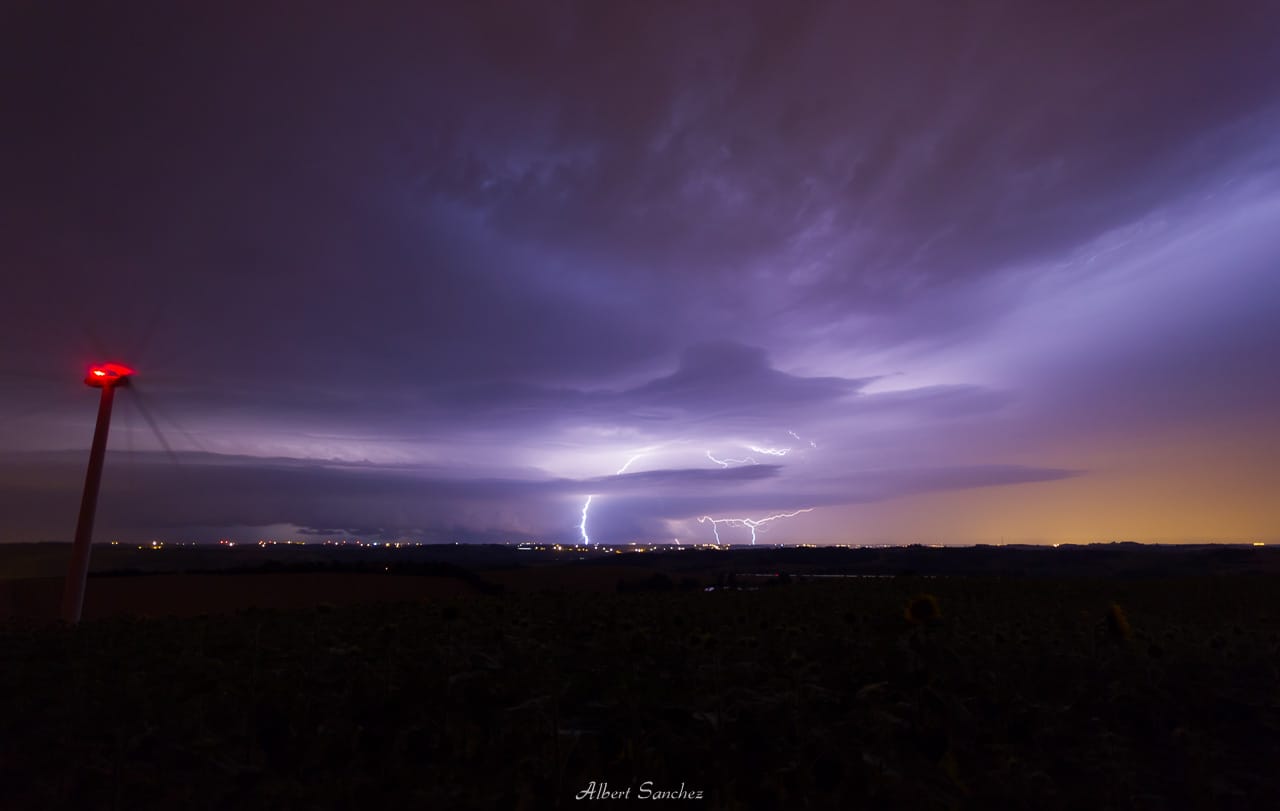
xmin=62 ymin=362 xmax=134 ymax=624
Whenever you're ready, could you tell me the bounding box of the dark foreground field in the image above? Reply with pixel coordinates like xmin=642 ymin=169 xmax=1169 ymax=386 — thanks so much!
xmin=3 ymin=575 xmax=1278 ymax=809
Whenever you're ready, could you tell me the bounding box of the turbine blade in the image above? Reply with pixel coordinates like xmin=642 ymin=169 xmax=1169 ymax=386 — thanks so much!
xmin=80 ymin=323 xmax=108 ymax=360
xmin=122 ymin=386 xmax=137 ymax=493
xmin=0 ymin=393 xmax=73 ymax=435
xmin=127 ymin=388 xmax=182 ymax=467
xmin=130 ymin=291 xmax=174 ymax=368
xmin=130 ymin=384 xmax=208 ymax=456
xmin=0 ymin=368 xmax=65 ymax=384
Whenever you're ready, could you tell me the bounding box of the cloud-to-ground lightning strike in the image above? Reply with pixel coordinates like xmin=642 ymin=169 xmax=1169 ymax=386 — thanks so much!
xmin=697 ymin=508 xmax=815 ymax=545
xmin=578 ymin=453 xmax=645 ymax=545
xmin=580 ymin=434 xmax=817 ymax=545
xmin=699 ymin=431 xmax=820 ymax=544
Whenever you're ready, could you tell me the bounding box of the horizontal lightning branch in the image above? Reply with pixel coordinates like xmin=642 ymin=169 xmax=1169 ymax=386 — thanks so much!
xmin=747 ymin=445 xmax=791 ymax=456
xmin=697 ymin=508 xmax=814 ymax=545
xmin=706 ymin=450 xmax=757 ymax=467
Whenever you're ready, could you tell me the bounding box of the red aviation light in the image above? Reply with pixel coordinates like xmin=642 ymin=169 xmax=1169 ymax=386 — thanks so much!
xmin=85 ymin=363 xmax=135 ymax=388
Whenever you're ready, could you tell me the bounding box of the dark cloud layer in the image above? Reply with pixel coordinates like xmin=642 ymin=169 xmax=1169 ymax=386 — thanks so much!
xmin=2 ymin=2 xmax=1278 ymax=543
xmin=0 ymin=450 xmax=1072 ymax=543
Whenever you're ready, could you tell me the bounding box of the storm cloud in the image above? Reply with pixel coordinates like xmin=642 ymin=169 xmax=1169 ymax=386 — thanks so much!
xmin=2 ymin=1 xmax=1278 ymax=543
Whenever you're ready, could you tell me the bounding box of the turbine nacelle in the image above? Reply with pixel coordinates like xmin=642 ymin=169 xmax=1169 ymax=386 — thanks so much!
xmin=85 ymin=363 xmax=134 ymax=388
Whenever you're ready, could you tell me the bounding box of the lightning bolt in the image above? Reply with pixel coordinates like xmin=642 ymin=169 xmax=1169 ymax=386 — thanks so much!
xmin=578 ymin=497 xmax=594 ymax=545
xmin=697 ymin=508 xmax=814 ymax=545
xmin=579 ymin=453 xmax=645 ymax=545
xmin=789 ymin=429 xmax=817 ymax=448
xmin=747 ymin=444 xmax=791 ymax=456
xmin=577 ymin=433 xmax=818 ymax=546
xmin=705 ymin=450 xmax=757 ymax=467
xmin=699 ymin=432 xmax=819 ymax=544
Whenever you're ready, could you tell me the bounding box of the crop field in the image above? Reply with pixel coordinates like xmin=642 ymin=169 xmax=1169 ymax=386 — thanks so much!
xmin=3 ymin=575 xmax=1278 ymax=809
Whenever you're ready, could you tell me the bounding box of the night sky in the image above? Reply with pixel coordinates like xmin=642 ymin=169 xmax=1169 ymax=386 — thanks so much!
xmin=2 ymin=2 xmax=1278 ymax=545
